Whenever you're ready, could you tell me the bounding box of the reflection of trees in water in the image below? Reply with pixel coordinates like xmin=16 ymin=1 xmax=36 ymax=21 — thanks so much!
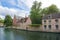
xmin=26 ymin=32 xmax=60 ymax=40
xmin=4 ymin=29 xmax=15 ymax=40
xmin=39 ymin=33 xmax=60 ymax=40
xmin=55 ymin=34 xmax=60 ymax=40
xmin=0 ymin=28 xmax=5 ymax=40
xmin=3 ymin=29 xmax=60 ymax=40
xmin=26 ymin=32 xmax=41 ymax=40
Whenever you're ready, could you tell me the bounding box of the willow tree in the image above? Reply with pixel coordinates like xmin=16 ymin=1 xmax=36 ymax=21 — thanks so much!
xmin=30 ymin=1 xmax=42 ymax=24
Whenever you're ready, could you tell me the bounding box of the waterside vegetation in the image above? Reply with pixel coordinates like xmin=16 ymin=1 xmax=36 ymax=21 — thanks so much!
xmin=4 ymin=15 xmax=12 ymax=27
xmin=1 ymin=1 xmax=60 ymax=27
xmin=30 ymin=1 xmax=59 ymax=27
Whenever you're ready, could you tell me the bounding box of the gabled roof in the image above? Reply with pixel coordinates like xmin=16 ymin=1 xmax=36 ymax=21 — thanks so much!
xmin=42 ymin=13 xmax=60 ymax=19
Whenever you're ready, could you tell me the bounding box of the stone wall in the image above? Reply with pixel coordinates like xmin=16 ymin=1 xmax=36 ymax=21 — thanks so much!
xmin=42 ymin=19 xmax=60 ymax=32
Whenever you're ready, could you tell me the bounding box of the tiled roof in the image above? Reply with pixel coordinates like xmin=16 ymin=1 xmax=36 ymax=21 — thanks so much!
xmin=42 ymin=13 xmax=60 ymax=19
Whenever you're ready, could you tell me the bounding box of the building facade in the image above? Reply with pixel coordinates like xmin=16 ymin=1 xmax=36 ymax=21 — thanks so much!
xmin=13 ymin=13 xmax=60 ymax=32
xmin=13 ymin=15 xmax=31 ymax=26
xmin=42 ymin=13 xmax=60 ymax=32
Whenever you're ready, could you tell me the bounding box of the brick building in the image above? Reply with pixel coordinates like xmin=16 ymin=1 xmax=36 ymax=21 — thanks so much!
xmin=13 ymin=15 xmax=31 ymax=26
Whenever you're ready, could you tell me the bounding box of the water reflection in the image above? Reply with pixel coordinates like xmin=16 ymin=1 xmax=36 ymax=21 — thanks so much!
xmin=0 ymin=28 xmax=60 ymax=40
xmin=4 ymin=29 xmax=15 ymax=40
xmin=0 ymin=28 xmax=5 ymax=40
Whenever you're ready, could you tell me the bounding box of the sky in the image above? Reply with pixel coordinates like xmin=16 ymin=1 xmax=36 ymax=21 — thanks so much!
xmin=0 ymin=0 xmax=60 ymax=19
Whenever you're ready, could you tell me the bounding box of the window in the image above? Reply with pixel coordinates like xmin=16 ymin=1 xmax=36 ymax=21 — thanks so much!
xmin=44 ymin=20 xmax=46 ymax=22
xmin=49 ymin=25 xmax=51 ymax=29
xmin=56 ymin=25 xmax=59 ymax=30
xmin=55 ymin=19 xmax=58 ymax=22
xmin=48 ymin=15 xmax=51 ymax=18
xmin=49 ymin=20 xmax=51 ymax=22
xmin=44 ymin=25 xmax=46 ymax=29
xmin=48 ymin=16 xmax=50 ymax=18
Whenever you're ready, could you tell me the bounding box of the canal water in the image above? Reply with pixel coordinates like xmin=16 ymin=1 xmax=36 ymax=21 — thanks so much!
xmin=0 ymin=28 xmax=60 ymax=40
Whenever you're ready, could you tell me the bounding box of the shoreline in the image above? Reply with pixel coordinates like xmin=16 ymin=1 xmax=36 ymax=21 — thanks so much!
xmin=0 ymin=26 xmax=60 ymax=33
xmin=4 ymin=27 xmax=60 ymax=34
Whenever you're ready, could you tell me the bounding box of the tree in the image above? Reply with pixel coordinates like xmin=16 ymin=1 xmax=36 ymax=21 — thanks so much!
xmin=41 ymin=4 xmax=59 ymax=15
xmin=30 ymin=1 xmax=42 ymax=24
xmin=4 ymin=15 xmax=12 ymax=27
xmin=41 ymin=8 xmax=48 ymax=15
xmin=48 ymin=4 xmax=59 ymax=14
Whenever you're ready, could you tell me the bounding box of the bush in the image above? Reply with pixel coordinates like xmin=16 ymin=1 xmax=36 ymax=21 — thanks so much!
xmin=4 ymin=15 xmax=12 ymax=27
xmin=28 ymin=24 xmax=41 ymax=27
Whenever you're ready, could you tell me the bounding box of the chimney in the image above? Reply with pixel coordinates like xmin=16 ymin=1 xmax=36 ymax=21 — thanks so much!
xmin=13 ymin=15 xmax=17 ymax=26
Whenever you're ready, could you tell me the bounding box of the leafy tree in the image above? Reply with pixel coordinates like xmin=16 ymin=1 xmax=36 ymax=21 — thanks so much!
xmin=41 ymin=8 xmax=48 ymax=15
xmin=4 ymin=15 xmax=12 ymax=27
xmin=30 ymin=1 xmax=42 ymax=24
xmin=30 ymin=1 xmax=59 ymax=24
xmin=41 ymin=4 xmax=59 ymax=15
xmin=48 ymin=4 xmax=59 ymax=14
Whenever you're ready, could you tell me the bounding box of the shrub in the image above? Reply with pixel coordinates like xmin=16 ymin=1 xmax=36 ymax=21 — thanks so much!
xmin=28 ymin=24 xmax=41 ymax=27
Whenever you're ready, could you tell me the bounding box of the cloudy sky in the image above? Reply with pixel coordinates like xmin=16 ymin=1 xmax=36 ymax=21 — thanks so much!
xmin=0 ymin=0 xmax=60 ymax=19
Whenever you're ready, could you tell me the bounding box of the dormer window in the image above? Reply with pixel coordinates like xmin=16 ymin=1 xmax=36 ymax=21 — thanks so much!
xmin=48 ymin=16 xmax=50 ymax=18
xmin=48 ymin=15 xmax=52 ymax=19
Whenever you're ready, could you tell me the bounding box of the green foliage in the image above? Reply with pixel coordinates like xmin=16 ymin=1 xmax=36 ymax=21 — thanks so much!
xmin=48 ymin=4 xmax=59 ymax=14
xmin=41 ymin=4 xmax=59 ymax=14
xmin=30 ymin=1 xmax=59 ymax=25
xmin=29 ymin=24 xmax=40 ymax=27
xmin=41 ymin=8 xmax=48 ymax=14
xmin=0 ymin=18 xmax=4 ymax=23
xmin=30 ymin=1 xmax=42 ymax=24
xmin=4 ymin=15 xmax=12 ymax=27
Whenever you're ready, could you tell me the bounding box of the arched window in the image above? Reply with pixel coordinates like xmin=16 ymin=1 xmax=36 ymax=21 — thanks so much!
xmin=44 ymin=25 xmax=46 ymax=29
xmin=56 ymin=25 xmax=59 ymax=30
xmin=49 ymin=25 xmax=51 ymax=30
